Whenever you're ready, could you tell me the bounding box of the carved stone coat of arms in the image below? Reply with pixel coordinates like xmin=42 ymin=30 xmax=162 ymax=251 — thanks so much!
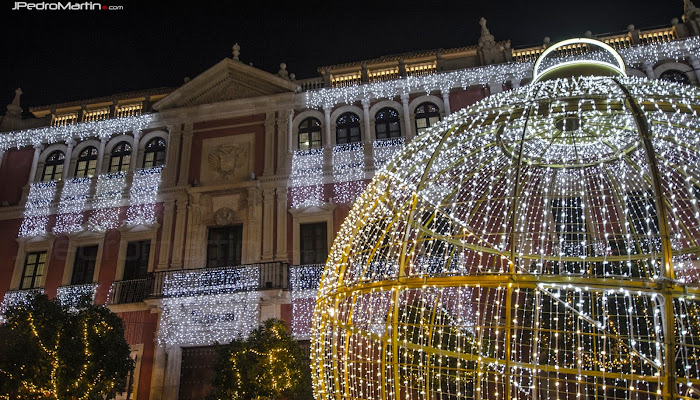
xmin=207 ymin=143 xmax=248 ymax=180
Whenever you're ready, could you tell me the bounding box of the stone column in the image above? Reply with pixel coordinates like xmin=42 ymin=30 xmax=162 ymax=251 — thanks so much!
xmin=162 ymin=345 xmax=182 ymax=400
xmin=642 ymin=61 xmax=655 ymax=79
xmin=157 ymin=198 xmax=176 ymax=270
xmin=170 ymin=194 xmax=188 ymax=270
xmin=441 ymin=89 xmax=452 ymax=116
xmin=361 ymin=99 xmax=374 ymax=169
xmin=323 ymin=106 xmax=333 ymax=171
xmin=130 ymin=130 xmax=142 ymax=171
xmin=163 ymin=124 xmax=182 ymax=187
xmin=275 ymin=187 xmax=289 ymax=261
xmin=177 ymin=123 xmax=194 ymax=186
xmin=401 ymin=94 xmax=413 ymax=141
xmin=264 ymin=112 xmax=275 ymax=176
xmin=149 ymin=344 xmax=167 ymax=400
xmin=488 ymin=82 xmax=503 ymax=96
xmin=261 ymin=187 xmax=275 ymax=261
xmin=96 ymin=137 xmax=107 ymax=175
xmin=62 ymin=139 xmax=75 ymax=179
xmin=184 ymin=192 xmax=201 ymax=268
xmin=689 ymin=56 xmax=700 ymax=83
xmin=28 ymin=145 xmax=43 ymax=183
xmin=276 ymin=110 xmax=292 ymax=175
xmin=246 ymin=186 xmax=262 ymax=264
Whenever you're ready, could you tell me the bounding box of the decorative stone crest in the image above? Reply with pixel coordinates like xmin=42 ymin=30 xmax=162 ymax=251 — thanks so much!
xmin=207 ymin=143 xmax=248 ymax=180
xmin=215 ymin=207 xmax=235 ymax=225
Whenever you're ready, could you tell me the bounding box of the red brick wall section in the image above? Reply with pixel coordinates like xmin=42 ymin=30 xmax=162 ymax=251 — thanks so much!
xmin=449 ymin=86 xmax=488 ymax=111
xmin=44 ymin=235 xmax=70 ymax=298
xmin=117 ymin=310 xmax=158 ymax=400
xmin=96 ymin=228 xmax=121 ymax=305
xmin=0 ymin=147 xmax=33 ymax=206
xmin=0 ymin=218 xmax=21 ymax=297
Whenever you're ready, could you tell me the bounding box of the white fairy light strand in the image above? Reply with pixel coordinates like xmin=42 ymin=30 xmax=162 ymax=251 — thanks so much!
xmin=18 ymin=181 xmax=57 ymax=237
xmin=290 ymin=149 xmax=324 ymax=208
xmin=88 ymin=171 xmax=127 ymax=232
xmin=53 ymin=177 xmax=92 ymax=234
xmin=332 ymin=143 xmax=365 ymax=204
xmin=55 ymin=283 xmax=98 ymax=309
xmin=0 ymin=114 xmax=155 ymax=151
xmin=125 ymin=166 xmax=162 ymax=226
xmin=157 ymin=292 xmax=260 ymax=346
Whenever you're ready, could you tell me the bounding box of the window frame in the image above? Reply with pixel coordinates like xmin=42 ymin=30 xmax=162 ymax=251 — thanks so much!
xmin=299 ymin=222 xmax=328 ymax=265
xmin=298 ymin=117 xmax=323 ymax=151
xmin=20 ymin=251 xmax=47 ymax=290
xmin=109 ymin=141 xmax=132 ymax=173
xmin=41 ymin=150 xmax=65 ymax=182
xmin=74 ymin=146 xmax=98 ymax=178
xmin=70 ymin=244 xmax=100 ymax=285
xmin=335 ymin=112 xmax=362 ymax=145
xmin=206 ymin=225 xmax=244 ymax=268
xmin=142 ymin=137 xmax=167 ymax=168
xmin=375 ymin=107 xmax=402 ymax=140
xmin=414 ymin=102 xmax=441 ymax=134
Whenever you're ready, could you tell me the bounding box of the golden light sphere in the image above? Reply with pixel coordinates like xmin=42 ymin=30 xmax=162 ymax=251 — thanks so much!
xmin=312 ymin=41 xmax=700 ymax=400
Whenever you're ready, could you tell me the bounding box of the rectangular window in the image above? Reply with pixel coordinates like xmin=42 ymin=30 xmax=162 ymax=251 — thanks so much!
xmin=71 ymin=245 xmax=99 ymax=285
xmin=21 ymin=251 xmax=47 ymax=289
xmin=300 ymin=222 xmax=328 ymax=265
xmin=207 ymin=226 xmax=243 ymax=268
xmin=123 ymin=240 xmax=151 ymax=280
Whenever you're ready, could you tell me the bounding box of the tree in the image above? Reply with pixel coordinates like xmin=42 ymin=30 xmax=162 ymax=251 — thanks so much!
xmin=209 ymin=318 xmax=312 ymax=400
xmin=0 ymin=294 xmax=133 ymax=400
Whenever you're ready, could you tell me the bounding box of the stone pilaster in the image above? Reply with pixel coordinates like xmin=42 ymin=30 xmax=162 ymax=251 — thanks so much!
xmin=261 ymin=187 xmax=275 ymax=261
xmin=163 ymin=124 xmax=181 ymax=187
xmin=246 ymin=186 xmax=262 ymax=264
xmin=401 ymin=93 xmax=413 ymax=141
xmin=177 ymin=123 xmax=193 ymax=186
xmin=130 ymin=130 xmax=142 ymax=171
xmin=157 ymin=198 xmax=176 ymax=270
xmin=96 ymin=137 xmax=107 ymax=175
xmin=441 ymin=90 xmax=451 ymax=116
xmin=169 ymin=194 xmax=188 ymax=270
xmin=28 ymin=144 xmax=43 ymax=183
xmin=62 ymin=139 xmax=75 ymax=179
xmin=264 ymin=112 xmax=275 ymax=176
xmin=275 ymin=187 xmax=289 ymax=261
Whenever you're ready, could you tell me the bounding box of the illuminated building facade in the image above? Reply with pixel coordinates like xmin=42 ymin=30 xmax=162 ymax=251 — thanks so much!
xmin=2 ymin=4 xmax=700 ymax=399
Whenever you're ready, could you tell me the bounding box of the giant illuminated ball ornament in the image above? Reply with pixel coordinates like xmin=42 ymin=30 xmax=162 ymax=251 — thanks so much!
xmin=311 ymin=38 xmax=700 ymax=399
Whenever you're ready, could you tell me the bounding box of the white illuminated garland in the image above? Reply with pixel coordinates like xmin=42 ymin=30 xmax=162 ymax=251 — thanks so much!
xmin=290 ymin=265 xmax=324 ymax=338
xmin=0 ymin=114 xmax=154 ymax=151
xmin=157 ymin=292 xmax=260 ymax=346
xmin=161 ymin=266 xmax=260 ymax=298
xmin=53 ymin=177 xmax=92 ymax=234
xmin=305 ymin=37 xmax=700 ymax=109
xmin=56 ymin=283 xmax=98 ymax=308
xmin=332 ymin=143 xmax=365 ymax=204
xmin=18 ymin=181 xmax=57 ymax=237
xmin=88 ymin=171 xmax=127 ymax=232
xmin=0 ymin=288 xmax=44 ymax=318
xmin=290 ymin=149 xmax=324 ymax=208
xmin=372 ymin=137 xmax=405 ymax=169
xmin=125 ymin=166 xmax=162 ymax=226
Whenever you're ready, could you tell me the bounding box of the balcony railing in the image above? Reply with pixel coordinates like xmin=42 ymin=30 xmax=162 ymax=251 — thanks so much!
xmin=149 ymin=261 xmax=290 ymax=298
xmin=108 ymin=278 xmax=151 ymax=305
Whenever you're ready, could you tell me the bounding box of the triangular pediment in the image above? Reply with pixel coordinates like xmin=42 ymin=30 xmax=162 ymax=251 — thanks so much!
xmin=154 ymin=58 xmax=299 ymax=110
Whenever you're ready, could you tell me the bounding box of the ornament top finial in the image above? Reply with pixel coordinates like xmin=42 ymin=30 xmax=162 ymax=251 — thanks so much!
xmin=232 ymin=43 xmax=241 ymax=61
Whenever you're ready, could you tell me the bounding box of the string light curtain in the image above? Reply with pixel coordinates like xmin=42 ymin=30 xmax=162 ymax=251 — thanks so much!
xmin=290 ymin=149 xmax=324 ymax=208
xmin=53 ymin=177 xmax=92 ymax=234
xmin=18 ymin=181 xmax=57 ymax=237
xmin=312 ymin=74 xmax=700 ymax=400
xmin=125 ymin=166 xmax=163 ymax=226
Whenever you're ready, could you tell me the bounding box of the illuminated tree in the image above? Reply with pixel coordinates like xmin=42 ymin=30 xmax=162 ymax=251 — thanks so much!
xmin=0 ymin=294 xmax=133 ymax=399
xmin=209 ymin=319 xmax=312 ymax=400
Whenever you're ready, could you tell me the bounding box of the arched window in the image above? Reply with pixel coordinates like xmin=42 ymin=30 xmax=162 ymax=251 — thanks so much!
xmin=74 ymin=146 xmax=98 ymax=178
xmin=375 ymin=107 xmax=401 ymax=139
xmin=659 ymin=70 xmax=690 ymax=85
xmin=143 ymin=137 xmax=166 ymax=168
xmin=298 ymin=117 xmax=322 ymax=151
xmin=414 ymin=102 xmax=440 ymax=134
xmin=41 ymin=150 xmax=65 ymax=182
xmin=109 ymin=141 xmax=132 ymax=173
xmin=336 ymin=112 xmax=361 ymax=144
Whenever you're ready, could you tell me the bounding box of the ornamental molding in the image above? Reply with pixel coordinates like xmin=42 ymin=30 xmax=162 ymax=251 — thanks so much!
xmin=154 ymin=58 xmax=299 ymax=110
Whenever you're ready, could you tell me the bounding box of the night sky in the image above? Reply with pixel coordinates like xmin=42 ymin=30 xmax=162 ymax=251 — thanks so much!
xmin=0 ymin=0 xmax=685 ymax=111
